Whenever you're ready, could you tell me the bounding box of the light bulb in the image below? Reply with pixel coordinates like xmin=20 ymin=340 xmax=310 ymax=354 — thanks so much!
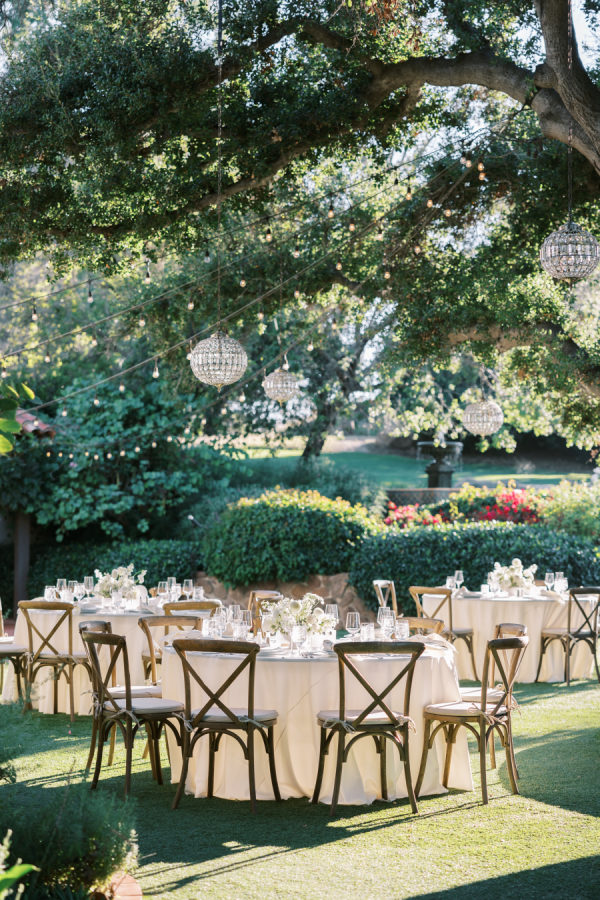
xmin=265 ymin=226 xmax=272 ymax=242
xmin=239 ymin=278 xmax=246 ymax=287
xmin=84 ymin=450 xmax=89 ymax=457
xmin=152 ymin=361 xmax=159 ymax=378
xmin=257 ymin=311 xmax=264 ymax=321
xmin=119 ymin=382 xmax=125 ymax=393
xmin=384 ymin=270 xmax=391 ymax=279
xmin=68 ymin=453 xmax=73 ymax=459
xmin=58 ymin=451 xmax=63 ymax=458
xmin=46 ymin=450 xmax=51 ymax=457
xmin=44 ymin=352 xmax=51 ymax=364
xmin=87 ymin=288 xmax=93 ymax=304
xmin=328 ymin=202 xmax=334 ymax=218
xmin=186 ymin=350 xmax=191 ymax=360
xmin=33 ymin=418 xmax=39 ymax=427
xmin=93 ymin=453 xmax=99 ymax=460
xmin=294 ymin=289 xmax=300 ymax=298
xmin=460 ymin=155 xmax=466 ymax=165
xmin=349 ymin=220 xmax=355 ymax=232
xmin=444 ymin=208 xmax=451 ymax=217
xmin=107 ymin=452 xmax=113 ymax=459
xmin=61 ymin=407 xmax=68 ymax=417
xmin=335 ymin=260 xmax=342 ymax=271
xmin=307 ymin=341 xmax=314 ymax=351
xmin=93 ymin=396 xmax=100 ymax=407
xmin=31 ymin=306 xmax=38 ymax=322
xmin=187 ymin=299 xmax=194 ymax=309
xmin=427 ymin=198 xmax=433 ymax=208
xmin=204 ymin=249 xmax=210 ymax=264
xmin=478 ymin=160 xmax=484 ymax=171
xmin=151 ymin=441 xmax=157 ymax=448
xmin=138 ymin=316 xmax=146 ymax=328
xmin=414 ymin=245 xmax=421 ymax=254
xmin=377 ymin=226 xmax=384 ymax=240
xmin=1 ymin=367 xmax=7 ymax=379
xmin=119 ymin=449 xmax=125 ymax=457
xmin=91 ymin=335 xmax=98 ymax=347
xmin=167 ymin=435 xmax=173 ymax=442
xmin=465 ymin=156 xmax=472 ymax=168
xmin=135 ymin=445 xmax=140 ymax=453
xmin=144 ymin=260 xmax=151 ymax=284
xmin=293 ymin=244 xmax=299 ymax=258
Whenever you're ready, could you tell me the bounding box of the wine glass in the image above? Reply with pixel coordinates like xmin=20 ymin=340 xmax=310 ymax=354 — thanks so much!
xmin=167 ymin=576 xmax=176 ymax=591
xmin=291 ymin=624 xmax=307 ymax=655
xmin=172 ymin=583 xmax=182 ymax=600
xmin=240 ymin=610 xmax=253 ymax=633
xmin=74 ymin=582 xmax=85 ymax=603
xmin=346 ymin=612 xmax=360 ymax=637
xmin=56 ymin=579 xmax=67 ymax=597
xmin=183 ymin=579 xmax=194 ymax=600
xmin=228 ymin=604 xmax=241 ymax=623
xmin=111 ymin=590 xmax=123 ymax=611
xmin=453 ymin=570 xmax=464 ymax=591
xmin=157 ymin=581 xmax=168 ymax=607
xmin=544 ymin=571 xmax=555 ymax=591
xmin=325 ymin=603 xmax=339 ymax=627
xmin=377 ymin=607 xmax=395 ymax=638
xmin=84 ymin=576 xmax=94 ymax=599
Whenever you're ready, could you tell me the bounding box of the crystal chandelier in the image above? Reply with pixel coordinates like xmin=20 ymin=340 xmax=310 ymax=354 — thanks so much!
xmin=462 ymin=399 xmax=504 ymax=437
xmin=190 ymin=331 xmax=248 ymax=390
xmin=263 ymin=366 xmax=298 ymax=403
xmin=189 ymin=0 xmax=247 ymax=389
xmin=539 ymin=0 xmax=599 ymax=283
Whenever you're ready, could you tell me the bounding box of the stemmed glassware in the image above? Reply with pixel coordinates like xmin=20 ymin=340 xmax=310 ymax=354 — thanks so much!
xmin=74 ymin=582 xmax=85 ymax=603
xmin=56 ymin=579 xmax=67 ymax=599
xmin=325 ymin=603 xmax=339 ymax=628
xmin=167 ymin=577 xmax=176 ymax=592
xmin=84 ymin=576 xmax=94 ymax=600
xmin=544 ymin=572 xmax=555 ymax=591
xmin=377 ymin=607 xmax=395 ymax=638
xmin=454 ymin=570 xmax=464 ymax=591
xmin=157 ymin=581 xmax=168 ymax=606
xmin=183 ymin=579 xmax=194 ymax=600
xmin=346 ymin=612 xmax=360 ymax=638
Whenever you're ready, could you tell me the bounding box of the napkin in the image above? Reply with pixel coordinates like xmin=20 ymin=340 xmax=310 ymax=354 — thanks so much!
xmin=407 ymin=633 xmax=456 ymax=652
xmin=540 ymin=589 xmax=566 ymax=603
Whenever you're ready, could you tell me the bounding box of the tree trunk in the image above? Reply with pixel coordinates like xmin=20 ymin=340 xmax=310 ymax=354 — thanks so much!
xmin=13 ymin=510 xmax=31 ymax=615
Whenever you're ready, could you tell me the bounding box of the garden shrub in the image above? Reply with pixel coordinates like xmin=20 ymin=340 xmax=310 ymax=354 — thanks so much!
xmin=20 ymin=539 xmax=198 ymax=605
xmin=535 ymin=480 xmax=600 ymax=540
xmin=203 ymin=489 xmax=380 ymax=586
xmin=349 ymin=522 xmax=600 ymax=614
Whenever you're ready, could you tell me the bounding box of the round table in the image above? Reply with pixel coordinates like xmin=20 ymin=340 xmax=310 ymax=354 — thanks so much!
xmin=161 ymin=642 xmax=473 ymax=805
xmin=422 ymin=590 xmax=595 ymax=682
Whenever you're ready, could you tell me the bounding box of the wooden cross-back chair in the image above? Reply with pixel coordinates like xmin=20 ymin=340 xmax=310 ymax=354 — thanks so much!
xmin=409 ymin=586 xmax=478 ymax=680
xmin=535 ymin=587 xmax=600 ymax=685
xmin=415 ymin=635 xmax=529 ymax=805
xmin=312 ymin=640 xmax=425 ymax=816
xmin=19 ymin=600 xmax=91 ymax=721
xmin=138 ymin=613 xmax=202 ymax=682
xmin=172 ymin=638 xmax=280 ymax=812
xmin=396 ymin=616 xmax=444 ymax=636
xmin=0 ymin=596 xmax=27 ymax=700
xmin=247 ymin=590 xmax=281 ymax=634
xmin=373 ymin=581 xmax=399 ymax=616
xmin=81 ymin=629 xmax=183 ymax=796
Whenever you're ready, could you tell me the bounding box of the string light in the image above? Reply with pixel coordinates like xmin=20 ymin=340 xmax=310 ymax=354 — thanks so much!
xmin=61 ymin=407 xmax=68 ymax=417
xmin=327 ymin=199 xmax=334 ymax=218
xmin=444 ymin=208 xmax=452 ymax=217
xmin=384 ymin=270 xmax=391 ymax=279
xmin=265 ymin=224 xmax=273 ymax=242
xmin=93 ymin=395 xmax=100 ymax=407
xmin=93 ymin=453 xmax=99 ymax=460
xmin=45 ymin=450 xmax=51 ymax=457
xmin=44 ymin=351 xmax=51 ymax=364
xmin=406 ymin=181 xmax=413 ymax=200
xmin=31 ymin=303 xmax=38 ymax=322
xmin=293 ymin=240 xmax=300 ymax=258
xmin=239 ymin=278 xmax=246 ymax=287
xmin=335 ymin=260 xmax=342 ymax=271
xmin=167 ymin=435 xmax=173 ymax=442
xmin=349 ymin=218 xmax=356 ymax=232
xmin=84 ymin=450 xmax=90 ymax=457
xmin=119 ymin=382 xmax=125 ymax=393
xmin=144 ymin=259 xmax=151 ymax=284
xmin=87 ymin=282 xmax=94 ymax=304
xmin=477 ymin=160 xmax=485 ymax=171
xmin=135 ymin=445 xmax=141 ymax=453
xmin=152 ymin=359 xmax=159 ymax=379
xmin=106 ymin=452 xmax=113 ymax=459
xmin=68 ymin=453 xmax=73 ymax=459
xmin=377 ymin=225 xmax=384 ymax=240
xmin=119 ymin=449 xmax=126 ymax=457
xmin=465 ymin=155 xmax=472 ymax=168
xmin=426 ymin=198 xmax=433 ymax=208
xmin=138 ymin=315 xmax=146 ymax=328
xmin=151 ymin=440 xmax=157 ymax=448
xmin=479 ymin=172 xmax=486 ymax=181
xmin=58 ymin=451 xmax=63 ymax=458
xmin=204 ymin=248 xmax=211 ymax=264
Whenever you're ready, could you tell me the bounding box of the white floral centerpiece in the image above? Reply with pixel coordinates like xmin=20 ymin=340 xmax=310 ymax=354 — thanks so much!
xmin=94 ymin=564 xmax=146 ymax=599
xmin=261 ymin=592 xmax=336 ymax=636
xmin=493 ymin=558 xmax=537 ymax=593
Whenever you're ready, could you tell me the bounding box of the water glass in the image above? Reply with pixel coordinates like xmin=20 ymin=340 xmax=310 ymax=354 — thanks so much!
xmin=325 ymin=603 xmax=339 ymax=627
xmin=240 ymin=609 xmax=253 ymax=632
xmin=183 ymin=579 xmax=194 ymax=599
xmin=454 ymin=570 xmax=464 ymax=590
xmin=172 ymin=583 xmax=182 ymax=599
xmin=544 ymin=572 xmax=555 ymax=590
xmin=346 ymin=612 xmax=360 ymax=637
xmin=167 ymin=577 xmax=176 ymax=590
xmin=395 ymin=618 xmax=410 ymax=640
xmin=111 ymin=590 xmax=123 ymax=611
xmin=360 ymin=622 xmax=375 ymax=642
xmin=377 ymin=607 xmax=395 ymax=638
xmin=74 ymin=582 xmax=85 ymax=602
xmin=56 ymin=579 xmax=67 ymax=594
xmin=44 ymin=585 xmax=56 ymax=601
xmin=445 ymin=576 xmax=456 ymax=590
xmin=233 ymin=621 xmax=246 ymax=640
xmin=228 ymin=604 xmax=241 ymax=623
xmin=291 ymin=624 xmax=307 ymax=654
xmin=84 ymin=576 xmax=94 ymax=599
xmin=193 ymin=586 xmax=205 ymax=601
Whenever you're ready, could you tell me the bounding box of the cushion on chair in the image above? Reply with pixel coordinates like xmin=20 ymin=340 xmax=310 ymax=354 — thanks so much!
xmin=190 ymin=706 xmax=278 ymax=724
xmin=104 ymin=697 xmax=183 ymax=714
xmin=0 ymin=643 xmax=27 ymax=655
xmin=111 ymin=684 xmax=162 ymax=699
xmin=541 ymin=626 xmax=593 ymax=637
xmin=317 ymin=708 xmax=408 ymax=725
xmin=450 ymin=627 xmax=474 ymax=637
xmin=459 ymin=687 xmax=504 ymax=702
xmin=424 ymin=700 xmax=507 ymax=718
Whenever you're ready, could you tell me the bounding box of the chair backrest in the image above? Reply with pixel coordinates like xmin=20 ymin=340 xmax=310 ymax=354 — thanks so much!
xmin=163 ymin=600 xmax=221 ymax=617
xmin=567 ymin=588 xmax=600 ymax=636
xmin=138 ymin=614 xmax=202 ymax=683
xmin=488 ymin=623 xmax=527 ymax=685
xmin=334 ymin=640 xmax=425 ymax=727
xmin=373 ymin=581 xmax=399 ymax=616
xmin=81 ymin=630 xmax=132 ymax=714
xmin=172 ymin=638 xmax=259 ymax=727
xmin=409 ymin=586 xmax=453 ymax=631
xmin=79 ymin=619 xmax=113 ymax=635
xmin=19 ymin=600 xmax=75 ymax=661
xmin=480 ymin=635 xmax=529 ymax=713
xmin=248 ymin=591 xmax=282 ymax=634
xmin=396 ymin=616 xmax=444 ymax=635
xmin=0 ymin=596 xmax=4 ymax=638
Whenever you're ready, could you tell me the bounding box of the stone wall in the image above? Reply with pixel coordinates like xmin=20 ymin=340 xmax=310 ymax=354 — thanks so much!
xmin=195 ymin=571 xmax=376 ymax=622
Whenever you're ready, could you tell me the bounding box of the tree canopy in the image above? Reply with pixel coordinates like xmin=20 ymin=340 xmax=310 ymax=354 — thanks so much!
xmin=1 ymin=0 xmax=600 ymax=449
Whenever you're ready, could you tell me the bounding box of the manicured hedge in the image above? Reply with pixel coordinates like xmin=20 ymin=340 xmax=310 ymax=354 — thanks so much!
xmin=2 ymin=539 xmax=198 ymax=608
xmin=349 ymin=522 xmax=600 ymax=614
xmin=203 ymin=489 xmax=379 ymax=586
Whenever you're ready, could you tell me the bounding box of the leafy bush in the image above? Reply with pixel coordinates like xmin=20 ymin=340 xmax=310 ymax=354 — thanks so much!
xmin=429 ymin=481 xmax=543 ymax=524
xmin=203 ymin=489 xmax=380 ymax=586
xmin=535 ymin=480 xmax=600 ymax=540
xmin=349 ymin=522 xmax=600 ymax=614
xmin=384 ymin=501 xmax=448 ymax=528
xmin=4 ymin=539 xmax=199 ymax=607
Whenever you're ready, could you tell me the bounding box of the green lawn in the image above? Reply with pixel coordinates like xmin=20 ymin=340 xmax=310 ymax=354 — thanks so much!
xmin=3 ymin=681 xmax=599 ymax=898
xmin=244 ymin=450 xmax=590 ymax=489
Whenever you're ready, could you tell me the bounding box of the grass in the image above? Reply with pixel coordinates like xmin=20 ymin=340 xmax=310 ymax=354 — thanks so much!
xmin=2 ymin=680 xmax=600 ymax=899
xmin=243 ymin=450 xmax=589 ymax=490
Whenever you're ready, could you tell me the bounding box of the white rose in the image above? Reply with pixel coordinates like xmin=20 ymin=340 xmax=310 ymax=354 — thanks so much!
xmin=313 ymin=607 xmax=325 ymax=619
xmin=511 ymin=558 xmax=522 ymax=568
xmin=290 ymin=600 xmax=301 ymax=613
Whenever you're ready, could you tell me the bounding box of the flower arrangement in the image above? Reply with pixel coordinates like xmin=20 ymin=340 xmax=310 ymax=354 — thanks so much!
xmin=94 ymin=564 xmax=146 ymax=599
xmin=384 ymin=501 xmax=447 ymax=528
xmin=492 ymin=558 xmax=537 ymax=591
xmin=260 ymin=592 xmax=336 ymax=635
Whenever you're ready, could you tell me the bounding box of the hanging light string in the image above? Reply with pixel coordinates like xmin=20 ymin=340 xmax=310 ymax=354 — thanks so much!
xmin=215 ymin=0 xmax=224 ymax=330
xmin=567 ymin=0 xmax=573 ymax=224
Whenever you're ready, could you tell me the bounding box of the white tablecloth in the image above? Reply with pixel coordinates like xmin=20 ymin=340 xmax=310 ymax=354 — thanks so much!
xmin=161 ymin=644 xmax=473 ymax=805
xmin=422 ymin=591 xmax=595 ymax=682
xmin=1 ymin=607 xmax=150 ymax=714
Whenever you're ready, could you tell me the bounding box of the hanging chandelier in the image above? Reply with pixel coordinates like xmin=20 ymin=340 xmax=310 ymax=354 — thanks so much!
xmin=189 ymin=0 xmax=247 ymax=389
xmin=539 ymin=0 xmax=599 ymax=283
xmin=190 ymin=331 xmax=248 ymax=390
xmin=263 ymin=366 xmax=298 ymax=403
xmin=462 ymin=399 xmax=504 ymax=437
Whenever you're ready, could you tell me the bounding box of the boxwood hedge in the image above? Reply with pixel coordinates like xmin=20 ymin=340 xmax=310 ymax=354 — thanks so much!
xmin=349 ymin=522 xmax=600 ymax=614
xmin=202 ymin=489 xmax=379 ymax=586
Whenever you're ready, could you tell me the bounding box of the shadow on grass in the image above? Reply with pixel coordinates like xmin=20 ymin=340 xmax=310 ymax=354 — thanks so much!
xmin=410 ymin=856 xmax=600 ymax=900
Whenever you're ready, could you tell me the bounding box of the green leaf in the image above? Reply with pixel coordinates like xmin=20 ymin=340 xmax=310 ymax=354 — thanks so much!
xmin=0 ymin=399 xmax=17 ymax=413
xmin=0 ymin=434 xmax=14 ymax=452
xmin=20 ymin=382 xmax=35 ymax=400
xmin=5 ymin=385 xmax=18 ymax=398
xmin=0 ymin=418 xmax=22 ymax=433
xmin=0 ymin=863 xmax=38 ymax=891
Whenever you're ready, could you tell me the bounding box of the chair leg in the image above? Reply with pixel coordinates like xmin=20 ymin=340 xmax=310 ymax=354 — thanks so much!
xmin=403 ymin=738 xmax=418 ymax=815
xmin=479 ymin=720 xmax=488 ymax=805
xmin=146 ymin=725 xmax=157 ymax=781
xmin=312 ymin=728 xmax=327 ymax=804
xmin=593 ymin=637 xmax=600 ymax=684
xmin=247 ymin=727 xmax=257 ymax=813
xmin=267 ymin=726 xmax=281 ymax=801
xmin=466 ymin=635 xmax=478 ymax=681
xmin=207 ymin=733 xmax=216 ymax=798
xmin=86 ymin=718 xmax=99 ymax=771
xmin=503 ymin=723 xmax=519 ymax=795
xmin=442 ymin=725 xmax=455 ymax=788
xmin=379 ymin=736 xmax=388 ymax=802
xmin=172 ymin=733 xmax=190 ymax=810
xmin=91 ymin=721 xmax=106 ymax=789
xmin=142 ymin=739 xmax=150 ymax=760
xmin=565 ymin=638 xmax=571 ymax=687
xmin=68 ymin=662 xmax=75 ymax=723
xmin=14 ymin=660 xmax=23 ymax=702
xmin=507 ymin=716 xmax=519 ymax=779
xmin=124 ymin=720 xmax=133 ymax=797
xmin=53 ymin=666 xmax=58 ymax=715
xmin=153 ymin=728 xmax=163 ymax=786
xmin=107 ymin=724 xmax=117 ymax=767
xmin=534 ymin=638 xmax=547 ymax=683
xmin=329 ymin=730 xmax=345 ymax=816
xmin=489 ymin=728 xmax=497 ymax=770
xmin=414 ymin=718 xmax=432 ymax=798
